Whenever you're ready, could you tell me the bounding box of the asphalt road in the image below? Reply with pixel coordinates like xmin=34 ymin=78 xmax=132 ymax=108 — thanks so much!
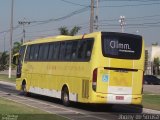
xmin=0 ymin=82 xmax=147 ymax=120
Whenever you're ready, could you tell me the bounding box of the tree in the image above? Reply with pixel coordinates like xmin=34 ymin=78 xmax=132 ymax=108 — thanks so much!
xmin=58 ymin=26 xmax=81 ymax=36
xmin=153 ymin=57 xmax=160 ymax=75
xmin=152 ymin=42 xmax=158 ymax=46
xmin=0 ymin=51 xmax=9 ymax=71
xmin=12 ymin=41 xmax=22 ymax=55
xmin=69 ymin=26 xmax=81 ymax=36
xmin=59 ymin=26 xmax=69 ymax=35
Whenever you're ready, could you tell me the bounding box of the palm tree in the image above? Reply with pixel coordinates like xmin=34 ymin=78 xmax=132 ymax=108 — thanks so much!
xmin=59 ymin=26 xmax=69 ymax=35
xmin=69 ymin=26 xmax=81 ymax=36
xmin=58 ymin=26 xmax=81 ymax=36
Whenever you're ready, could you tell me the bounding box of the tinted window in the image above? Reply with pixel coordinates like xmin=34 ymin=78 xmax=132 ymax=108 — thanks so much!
xmin=71 ymin=41 xmax=78 ymax=60
xmin=59 ymin=42 xmax=66 ymax=60
xmin=48 ymin=43 xmax=54 ymax=60
xmin=33 ymin=45 xmax=39 ymax=60
xmin=53 ymin=42 xmax=60 ymax=60
xmin=19 ymin=46 xmax=26 ymax=62
xmin=77 ymin=39 xmax=93 ymax=60
xmin=84 ymin=40 xmax=93 ymax=59
xmin=43 ymin=44 xmax=49 ymax=60
xmin=29 ymin=45 xmax=35 ymax=60
xmin=24 ymin=38 xmax=94 ymax=62
xmin=38 ymin=44 xmax=49 ymax=60
xmin=102 ymin=32 xmax=142 ymax=59
xmin=48 ymin=42 xmax=60 ymax=60
xmin=77 ymin=41 xmax=86 ymax=59
xmin=65 ymin=41 xmax=72 ymax=60
xmin=25 ymin=46 xmax=31 ymax=61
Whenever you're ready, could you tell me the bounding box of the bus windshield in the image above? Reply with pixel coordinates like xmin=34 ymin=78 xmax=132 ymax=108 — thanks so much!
xmin=102 ymin=32 xmax=142 ymax=60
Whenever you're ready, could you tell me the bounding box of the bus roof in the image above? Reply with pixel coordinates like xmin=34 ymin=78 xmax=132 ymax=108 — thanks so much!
xmin=23 ymin=35 xmax=71 ymax=45
xmin=22 ymin=31 xmax=102 ymax=46
xmin=22 ymin=31 xmax=142 ymax=46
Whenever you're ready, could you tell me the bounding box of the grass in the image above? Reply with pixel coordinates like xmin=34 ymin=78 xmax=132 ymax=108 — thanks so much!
xmin=0 ymin=97 xmax=67 ymax=120
xmin=0 ymin=97 xmax=44 ymax=114
xmin=0 ymin=74 xmax=16 ymax=83
xmin=142 ymin=94 xmax=160 ymax=111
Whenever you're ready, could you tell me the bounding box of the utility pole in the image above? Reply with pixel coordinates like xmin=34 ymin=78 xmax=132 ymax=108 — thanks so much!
xmin=94 ymin=0 xmax=99 ymax=30
xmin=119 ymin=16 xmax=126 ymax=33
xmin=90 ymin=0 xmax=94 ymax=33
xmin=18 ymin=19 xmax=30 ymax=43
xmin=9 ymin=0 xmax=14 ymax=78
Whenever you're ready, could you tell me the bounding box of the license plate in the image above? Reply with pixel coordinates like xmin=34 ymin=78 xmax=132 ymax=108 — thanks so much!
xmin=116 ymin=96 xmax=124 ymax=100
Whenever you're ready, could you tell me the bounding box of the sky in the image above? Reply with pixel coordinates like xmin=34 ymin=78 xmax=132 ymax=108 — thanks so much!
xmin=0 ymin=0 xmax=160 ymax=52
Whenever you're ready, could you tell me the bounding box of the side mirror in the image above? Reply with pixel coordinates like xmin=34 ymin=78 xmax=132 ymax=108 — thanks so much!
xmin=12 ymin=56 xmax=18 ymax=65
xmin=12 ymin=53 xmax=19 ymax=65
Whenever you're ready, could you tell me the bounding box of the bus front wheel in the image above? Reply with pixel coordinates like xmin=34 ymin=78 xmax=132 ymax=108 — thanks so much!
xmin=61 ymin=87 xmax=70 ymax=106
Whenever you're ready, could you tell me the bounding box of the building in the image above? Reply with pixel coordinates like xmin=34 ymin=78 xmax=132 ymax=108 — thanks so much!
xmin=145 ymin=45 xmax=160 ymax=75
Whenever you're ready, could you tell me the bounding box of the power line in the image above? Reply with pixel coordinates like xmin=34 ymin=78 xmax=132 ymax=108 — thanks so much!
xmin=0 ymin=6 xmax=90 ymax=36
xmin=26 ymin=21 xmax=88 ymax=34
xmin=99 ymin=2 xmax=160 ymax=7
xmin=27 ymin=6 xmax=90 ymax=28
xmin=98 ymin=21 xmax=160 ymax=27
xmin=18 ymin=19 xmax=31 ymax=43
xmin=101 ymin=0 xmax=160 ymax=2
xmin=60 ymin=0 xmax=89 ymax=7
xmin=98 ymin=14 xmax=160 ymax=23
xmin=59 ymin=0 xmax=160 ymax=8
xmin=18 ymin=13 xmax=160 ymax=36
xmin=0 ymin=24 xmax=20 ymax=34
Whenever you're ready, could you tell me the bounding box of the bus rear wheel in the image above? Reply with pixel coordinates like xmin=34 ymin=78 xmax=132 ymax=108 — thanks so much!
xmin=21 ymin=80 xmax=28 ymax=96
xmin=61 ymin=87 xmax=70 ymax=106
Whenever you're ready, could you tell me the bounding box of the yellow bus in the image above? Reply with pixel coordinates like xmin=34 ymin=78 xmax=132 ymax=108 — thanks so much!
xmin=13 ymin=31 xmax=145 ymax=106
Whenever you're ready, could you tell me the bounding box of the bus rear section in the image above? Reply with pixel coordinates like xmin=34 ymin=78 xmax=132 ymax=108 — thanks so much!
xmin=92 ymin=32 xmax=144 ymax=105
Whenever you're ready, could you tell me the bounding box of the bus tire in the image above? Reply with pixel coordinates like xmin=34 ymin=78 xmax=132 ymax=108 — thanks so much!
xmin=61 ymin=87 xmax=70 ymax=106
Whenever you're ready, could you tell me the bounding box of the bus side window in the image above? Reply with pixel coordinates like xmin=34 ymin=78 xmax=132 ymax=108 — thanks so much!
xmin=77 ymin=41 xmax=87 ymax=60
xmin=38 ymin=44 xmax=49 ymax=61
xmin=29 ymin=45 xmax=35 ymax=60
xmin=85 ymin=40 xmax=93 ymax=59
xmin=59 ymin=42 xmax=66 ymax=60
xmin=25 ymin=46 xmax=31 ymax=61
xmin=48 ymin=43 xmax=54 ymax=60
xmin=53 ymin=42 xmax=60 ymax=60
xmin=65 ymin=41 xmax=72 ymax=60
xmin=33 ymin=45 xmax=39 ymax=60
xmin=77 ymin=39 xmax=93 ymax=61
xmin=38 ymin=44 xmax=44 ymax=60
xmin=43 ymin=44 xmax=49 ymax=60
xmin=71 ymin=41 xmax=78 ymax=60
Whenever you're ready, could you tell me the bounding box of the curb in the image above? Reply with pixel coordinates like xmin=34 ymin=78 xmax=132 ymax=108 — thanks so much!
xmin=143 ymin=108 xmax=160 ymax=114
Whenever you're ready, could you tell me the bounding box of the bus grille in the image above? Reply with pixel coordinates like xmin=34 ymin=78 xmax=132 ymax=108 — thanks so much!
xmin=82 ymin=80 xmax=89 ymax=98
